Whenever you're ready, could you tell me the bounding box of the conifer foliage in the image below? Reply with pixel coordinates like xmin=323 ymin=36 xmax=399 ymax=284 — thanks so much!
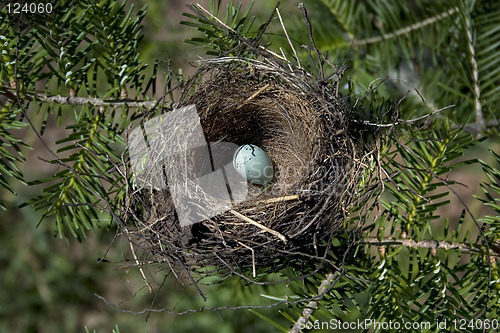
xmin=1 ymin=0 xmax=159 ymax=240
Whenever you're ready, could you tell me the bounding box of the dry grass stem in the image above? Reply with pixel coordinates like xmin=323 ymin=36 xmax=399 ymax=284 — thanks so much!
xmin=230 ymin=209 xmax=287 ymax=243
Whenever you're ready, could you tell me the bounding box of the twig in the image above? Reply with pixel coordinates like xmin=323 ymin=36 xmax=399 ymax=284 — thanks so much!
xmin=354 ymin=7 xmax=459 ymax=46
xmin=355 ymin=104 xmax=455 ymax=127
xmin=236 ymin=241 xmax=256 ymax=278
xmin=298 ymin=3 xmax=323 ymax=80
xmin=276 ymin=7 xmax=301 ymax=69
xmin=364 ymin=238 xmax=500 ymax=257
xmin=33 ymin=93 xmax=163 ymax=109
xmin=178 ymin=257 xmax=207 ymax=302
xmin=365 ymin=237 xmax=467 ymax=250
xmin=353 ymin=77 xmax=389 ymax=109
xmin=229 ymin=209 xmax=287 ymax=243
xmin=255 ymin=2 xmax=281 ymax=42
xmin=128 ymin=241 xmax=153 ymax=292
xmin=255 ymin=195 xmax=300 ymax=205
xmin=289 ymin=273 xmax=336 ymax=333
xmin=279 ymin=47 xmax=294 ymax=71
xmin=464 ymin=14 xmax=484 ymax=131
xmin=235 ymin=84 xmax=270 ymax=110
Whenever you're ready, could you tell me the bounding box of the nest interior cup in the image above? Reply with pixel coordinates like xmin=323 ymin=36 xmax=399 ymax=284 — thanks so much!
xmin=130 ymin=60 xmax=359 ymax=275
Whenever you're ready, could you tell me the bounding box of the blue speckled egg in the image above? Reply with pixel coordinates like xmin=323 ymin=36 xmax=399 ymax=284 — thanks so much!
xmin=233 ymin=144 xmax=274 ymax=185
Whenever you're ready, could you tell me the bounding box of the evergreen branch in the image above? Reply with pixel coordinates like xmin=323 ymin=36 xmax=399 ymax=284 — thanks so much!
xmin=289 ymin=273 xmax=337 ymax=333
xmin=354 ymin=7 xmax=458 ymax=46
xmin=364 ymin=238 xmax=500 ymax=257
xmin=464 ymin=14 xmax=484 ymax=130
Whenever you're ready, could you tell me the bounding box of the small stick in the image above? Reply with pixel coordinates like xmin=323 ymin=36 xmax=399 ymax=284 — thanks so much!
xmin=236 ymin=241 xmax=256 ymax=278
xmin=465 ymin=14 xmax=484 ymax=131
xmin=289 ymin=273 xmax=336 ymax=333
xmin=128 ymin=241 xmax=153 ymax=292
xmin=364 ymin=238 xmax=468 ymax=251
xmin=276 ymin=7 xmax=301 ymax=69
xmin=229 ymin=209 xmax=287 ymax=243
xmin=364 ymin=237 xmax=500 ymax=257
xmin=255 ymin=195 xmax=300 ymax=205
xmin=354 ymin=7 xmax=459 ymax=46
xmin=235 ymin=84 xmax=270 ymax=110
xmin=354 ymin=104 xmax=455 ymax=127
xmin=33 ymin=92 xmax=163 ymax=109
xmin=298 ymin=3 xmax=323 ymax=80
xmin=279 ymin=47 xmax=293 ymax=71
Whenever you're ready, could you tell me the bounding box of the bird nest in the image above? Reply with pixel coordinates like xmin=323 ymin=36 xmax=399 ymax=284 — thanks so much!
xmin=124 ymin=58 xmax=363 ymax=278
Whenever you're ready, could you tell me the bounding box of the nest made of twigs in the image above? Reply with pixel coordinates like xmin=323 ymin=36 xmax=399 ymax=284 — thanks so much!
xmin=126 ymin=58 xmax=362 ymax=277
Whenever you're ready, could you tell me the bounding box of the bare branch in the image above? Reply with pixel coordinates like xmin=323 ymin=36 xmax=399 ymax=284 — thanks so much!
xmin=128 ymin=240 xmax=153 ymax=292
xmin=34 ymin=93 xmax=164 ymax=109
xmin=289 ymin=273 xmax=337 ymax=333
xmin=355 ymin=7 xmax=459 ymax=46
xmin=355 ymin=104 xmax=455 ymax=128
xmin=464 ymin=14 xmax=484 ymax=130
xmin=364 ymin=238 xmax=500 ymax=257
xmin=276 ymin=7 xmax=301 ymax=69
xmin=298 ymin=3 xmax=323 ymax=80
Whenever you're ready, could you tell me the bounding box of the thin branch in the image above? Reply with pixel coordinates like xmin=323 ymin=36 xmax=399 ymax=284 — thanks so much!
xmin=365 ymin=237 xmax=467 ymax=250
xmin=236 ymin=241 xmax=256 ymax=278
xmin=464 ymin=14 xmax=484 ymax=130
xmin=34 ymin=93 xmax=164 ymax=109
xmin=355 ymin=104 xmax=455 ymax=127
xmin=364 ymin=238 xmax=500 ymax=257
xmin=276 ymin=7 xmax=301 ymax=69
xmin=354 ymin=7 xmax=459 ymax=46
xmin=235 ymin=84 xmax=270 ymax=110
xmin=128 ymin=240 xmax=153 ymax=292
xmin=94 ymin=292 xmax=288 ymax=316
xmin=353 ymin=77 xmax=389 ymax=109
xmin=289 ymin=273 xmax=336 ymax=333
xmin=178 ymin=257 xmax=207 ymax=302
xmin=254 ymin=194 xmax=300 ymax=205
xmin=299 ymin=3 xmax=323 ymax=80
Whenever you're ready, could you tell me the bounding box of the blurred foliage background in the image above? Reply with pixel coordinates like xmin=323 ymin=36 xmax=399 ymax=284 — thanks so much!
xmin=1 ymin=0 xmax=500 ymax=332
